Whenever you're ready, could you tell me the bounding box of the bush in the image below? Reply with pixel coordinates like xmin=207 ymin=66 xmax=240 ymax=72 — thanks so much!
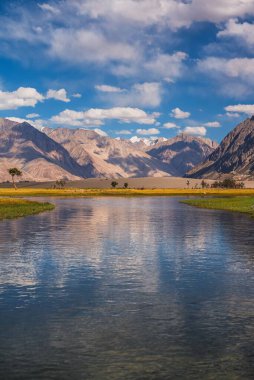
xmin=111 ymin=181 xmax=118 ymax=188
xmin=211 ymin=178 xmax=245 ymax=189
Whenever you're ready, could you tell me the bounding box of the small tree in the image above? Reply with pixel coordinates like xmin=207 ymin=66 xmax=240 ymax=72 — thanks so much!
xmin=111 ymin=181 xmax=118 ymax=188
xmin=124 ymin=182 xmax=128 ymax=188
xmin=8 ymin=168 xmax=22 ymax=190
xmin=201 ymin=180 xmax=208 ymax=189
xmin=55 ymin=179 xmax=66 ymax=189
xmin=186 ymin=180 xmax=190 ymax=189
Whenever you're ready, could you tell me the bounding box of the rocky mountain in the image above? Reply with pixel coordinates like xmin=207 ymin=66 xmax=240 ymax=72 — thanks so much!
xmin=187 ymin=117 xmax=254 ymax=179
xmin=0 ymin=118 xmax=218 ymax=182
xmin=147 ymin=134 xmax=218 ymax=177
xmin=43 ymin=127 xmax=170 ymax=178
xmin=0 ymin=118 xmax=85 ymax=181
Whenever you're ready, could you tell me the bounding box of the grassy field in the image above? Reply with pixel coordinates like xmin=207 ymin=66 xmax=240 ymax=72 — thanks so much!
xmin=1 ymin=188 xmax=254 ymax=197
xmin=0 ymin=198 xmax=55 ymax=220
xmin=182 ymin=196 xmax=254 ymax=217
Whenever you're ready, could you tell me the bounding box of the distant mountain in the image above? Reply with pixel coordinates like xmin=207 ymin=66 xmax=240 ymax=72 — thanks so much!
xmin=0 ymin=118 xmax=85 ymax=181
xmin=187 ymin=117 xmax=254 ymax=179
xmin=44 ymin=127 xmax=170 ymax=178
xmin=129 ymin=136 xmax=167 ymax=149
xmin=0 ymin=118 xmax=218 ymax=182
xmin=147 ymin=134 xmax=218 ymax=177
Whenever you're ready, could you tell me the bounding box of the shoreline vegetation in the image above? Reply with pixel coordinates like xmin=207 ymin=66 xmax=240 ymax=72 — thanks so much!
xmin=1 ymin=188 xmax=254 ymax=197
xmin=0 ymin=198 xmax=55 ymax=220
xmin=182 ymin=197 xmax=254 ymax=218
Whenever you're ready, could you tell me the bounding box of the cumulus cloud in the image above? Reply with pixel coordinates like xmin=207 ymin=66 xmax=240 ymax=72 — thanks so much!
xmin=75 ymin=0 xmax=254 ymax=29
xmin=143 ymin=52 xmax=187 ymax=82
xmin=50 ymin=28 xmax=138 ymax=64
xmin=171 ymin=107 xmax=190 ymax=119
xmin=51 ymin=107 xmax=158 ymax=127
xmin=136 ymin=128 xmax=160 ymax=135
xmin=46 ymin=88 xmax=70 ymax=102
xmin=225 ymin=104 xmax=254 ymax=116
xmin=218 ymin=19 xmax=254 ymax=47
xmin=163 ymin=122 xmax=180 ymax=129
xmin=183 ymin=126 xmax=207 ymax=136
xmin=95 ymin=85 xmax=125 ymax=93
xmin=100 ymin=82 xmax=162 ymax=107
xmin=198 ymin=57 xmax=254 ymax=80
xmin=0 ymin=87 xmax=44 ymax=110
xmin=51 ymin=109 xmax=104 ymax=127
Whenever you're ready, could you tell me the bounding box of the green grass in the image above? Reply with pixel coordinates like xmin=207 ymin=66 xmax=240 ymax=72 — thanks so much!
xmin=0 ymin=198 xmax=55 ymax=220
xmin=182 ymin=196 xmax=254 ymax=217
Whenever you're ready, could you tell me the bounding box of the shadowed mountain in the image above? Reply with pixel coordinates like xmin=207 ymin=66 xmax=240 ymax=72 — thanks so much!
xmin=146 ymin=134 xmax=218 ymax=177
xmin=44 ymin=127 xmax=171 ymax=178
xmin=0 ymin=119 xmax=85 ymax=181
xmin=187 ymin=117 xmax=254 ymax=179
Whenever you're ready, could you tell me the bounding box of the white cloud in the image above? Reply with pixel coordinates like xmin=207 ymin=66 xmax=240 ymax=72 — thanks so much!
xmin=225 ymin=112 xmax=241 ymax=118
xmin=0 ymin=87 xmax=43 ymax=110
xmin=50 ymin=28 xmax=138 ymax=64
xmin=75 ymin=0 xmax=254 ymax=29
xmin=83 ymin=107 xmax=158 ymax=124
xmin=95 ymin=85 xmax=125 ymax=93
xmin=101 ymin=82 xmax=162 ymax=107
xmin=225 ymin=104 xmax=254 ymax=115
xmin=6 ymin=117 xmax=46 ymax=130
xmin=218 ymin=19 xmax=254 ymax=47
xmin=51 ymin=107 xmax=158 ymax=127
xmin=93 ymin=128 xmax=108 ymax=136
xmin=163 ymin=122 xmax=180 ymax=129
xmin=38 ymin=3 xmax=60 ymax=15
xmin=183 ymin=126 xmax=207 ymax=136
xmin=204 ymin=121 xmax=221 ymax=128
xmin=46 ymin=88 xmax=70 ymax=102
xmin=51 ymin=109 xmax=104 ymax=127
xmin=117 ymin=130 xmax=132 ymax=135
xmin=26 ymin=113 xmax=40 ymax=119
xmin=136 ymin=128 xmax=160 ymax=135
xmin=198 ymin=57 xmax=254 ymax=80
xmin=72 ymin=93 xmax=82 ymax=98
xmin=171 ymin=107 xmax=190 ymax=119
xmin=144 ymin=52 xmax=187 ymax=82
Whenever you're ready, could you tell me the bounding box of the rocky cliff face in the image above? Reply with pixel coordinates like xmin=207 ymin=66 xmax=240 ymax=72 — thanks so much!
xmin=187 ymin=117 xmax=254 ymax=179
xmin=0 ymin=118 xmax=85 ymax=181
xmin=147 ymin=134 xmax=218 ymax=177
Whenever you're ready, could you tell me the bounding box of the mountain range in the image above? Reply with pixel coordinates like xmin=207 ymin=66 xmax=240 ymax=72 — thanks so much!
xmin=0 ymin=118 xmax=217 ymax=182
xmin=187 ymin=116 xmax=254 ymax=180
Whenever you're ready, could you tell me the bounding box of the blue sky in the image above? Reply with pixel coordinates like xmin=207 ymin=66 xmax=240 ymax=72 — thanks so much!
xmin=1 ymin=0 xmax=254 ymax=142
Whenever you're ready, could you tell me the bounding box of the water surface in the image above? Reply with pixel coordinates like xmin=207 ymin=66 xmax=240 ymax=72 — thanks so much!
xmin=0 ymin=197 xmax=254 ymax=379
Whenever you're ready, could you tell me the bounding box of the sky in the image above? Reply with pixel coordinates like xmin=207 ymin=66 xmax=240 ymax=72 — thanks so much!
xmin=0 ymin=0 xmax=254 ymax=142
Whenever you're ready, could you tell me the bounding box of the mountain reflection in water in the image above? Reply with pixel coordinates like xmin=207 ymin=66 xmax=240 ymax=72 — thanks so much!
xmin=0 ymin=197 xmax=253 ymax=380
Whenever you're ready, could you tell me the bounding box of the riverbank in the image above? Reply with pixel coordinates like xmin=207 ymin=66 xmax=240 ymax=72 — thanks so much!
xmin=1 ymin=188 xmax=254 ymax=197
xmin=0 ymin=198 xmax=55 ymax=220
xmin=182 ymin=197 xmax=254 ymax=217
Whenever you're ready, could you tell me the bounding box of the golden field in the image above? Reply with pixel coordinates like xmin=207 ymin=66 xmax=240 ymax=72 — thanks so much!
xmin=1 ymin=187 xmax=254 ymax=197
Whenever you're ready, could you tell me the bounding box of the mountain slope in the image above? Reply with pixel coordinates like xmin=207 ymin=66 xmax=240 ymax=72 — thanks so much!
xmin=146 ymin=134 xmax=218 ymax=176
xmin=0 ymin=118 xmax=85 ymax=181
xmin=187 ymin=117 xmax=254 ymax=179
xmin=44 ymin=127 xmax=170 ymax=178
